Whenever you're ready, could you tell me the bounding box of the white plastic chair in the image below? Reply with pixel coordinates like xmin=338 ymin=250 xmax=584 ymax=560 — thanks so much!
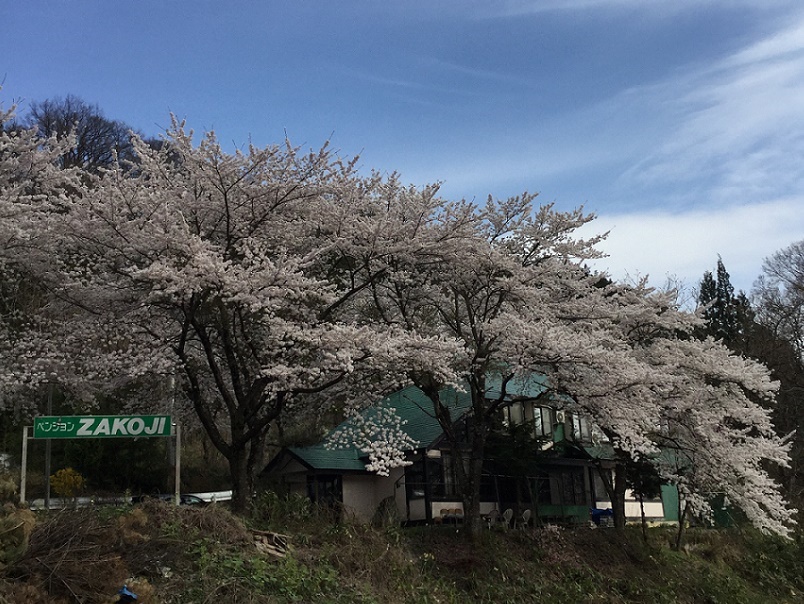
xmin=502 ymin=508 xmax=514 ymax=529
xmin=485 ymin=508 xmax=500 ymax=529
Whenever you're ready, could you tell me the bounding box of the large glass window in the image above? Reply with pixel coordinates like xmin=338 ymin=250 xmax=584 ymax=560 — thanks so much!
xmin=427 ymin=452 xmax=471 ymax=498
xmin=502 ymin=402 xmax=554 ymax=439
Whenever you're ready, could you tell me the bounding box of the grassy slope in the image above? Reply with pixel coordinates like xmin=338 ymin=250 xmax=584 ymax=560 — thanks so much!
xmin=0 ymin=497 xmax=802 ymax=603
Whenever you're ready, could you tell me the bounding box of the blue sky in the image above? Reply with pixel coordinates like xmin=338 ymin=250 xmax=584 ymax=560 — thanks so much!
xmin=3 ymin=0 xmax=804 ymax=294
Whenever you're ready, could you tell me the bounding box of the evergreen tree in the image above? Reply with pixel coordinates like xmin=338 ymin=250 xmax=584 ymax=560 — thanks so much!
xmin=698 ymin=257 xmax=744 ymax=347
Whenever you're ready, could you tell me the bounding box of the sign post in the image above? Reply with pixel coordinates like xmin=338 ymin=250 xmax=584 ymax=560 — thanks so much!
xmin=20 ymin=427 xmax=29 ymax=505
xmin=21 ymin=415 xmax=177 ymax=507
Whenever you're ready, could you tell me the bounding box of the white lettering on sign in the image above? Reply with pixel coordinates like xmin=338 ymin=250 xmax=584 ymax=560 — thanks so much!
xmin=144 ymin=417 xmax=165 ymax=435
xmin=128 ymin=418 xmax=144 ymax=435
xmin=77 ymin=418 xmax=95 ymax=436
xmin=38 ymin=416 xmax=170 ymax=438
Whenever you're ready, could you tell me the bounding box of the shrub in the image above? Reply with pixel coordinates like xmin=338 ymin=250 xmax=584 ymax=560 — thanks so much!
xmin=50 ymin=467 xmax=85 ymax=499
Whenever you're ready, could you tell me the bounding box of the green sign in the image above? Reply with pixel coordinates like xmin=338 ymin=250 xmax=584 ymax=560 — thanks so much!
xmin=33 ymin=415 xmax=172 ymax=439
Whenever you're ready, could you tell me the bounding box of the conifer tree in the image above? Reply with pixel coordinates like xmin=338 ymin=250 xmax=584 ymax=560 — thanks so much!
xmin=698 ymin=257 xmax=741 ymax=345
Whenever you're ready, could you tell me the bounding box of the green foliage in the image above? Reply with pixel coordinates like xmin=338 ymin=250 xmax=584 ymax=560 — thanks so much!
xmin=184 ymin=538 xmax=349 ymax=603
xmin=0 ymin=507 xmax=35 ymax=569
xmin=738 ymin=529 xmax=804 ymax=596
xmin=625 ymin=458 xmax=663 ymax=501
xmin=251 ymin=491 xmax=315 ymax=532
xmin=61 ymin=437 xmax=171 ymax=494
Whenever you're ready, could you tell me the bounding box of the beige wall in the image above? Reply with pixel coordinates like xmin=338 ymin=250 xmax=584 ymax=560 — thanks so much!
xmin=342 ymin=468 xmax=401 ymax=522
xmin=597 ymin=489 xmax=666 ymax=520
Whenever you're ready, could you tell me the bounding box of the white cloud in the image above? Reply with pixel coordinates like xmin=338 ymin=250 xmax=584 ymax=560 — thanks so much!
xmin=582 ymin=198 xmax=804 ymax=293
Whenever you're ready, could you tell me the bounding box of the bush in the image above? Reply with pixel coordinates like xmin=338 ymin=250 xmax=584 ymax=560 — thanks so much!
xmin=49 ymin=467 xmax=85 ymax=499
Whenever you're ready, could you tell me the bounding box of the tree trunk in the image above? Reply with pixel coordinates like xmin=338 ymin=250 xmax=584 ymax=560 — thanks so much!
xmin=419 ymin=377 xmax=490 ymax=541
xmin=674 ymin=501 xmax=690 ymax=550
xmin=639 ymin=494 xmax=648 ymax=542
xmin=596 ymin=463 xmax=628 ymax=529
xmin=462 ymin=442 xmax=486 ymax=540
xmin=228 ymin=445 xmax=252 ymax=515
xmin=612 ymin=467 xmax=627 ymax=529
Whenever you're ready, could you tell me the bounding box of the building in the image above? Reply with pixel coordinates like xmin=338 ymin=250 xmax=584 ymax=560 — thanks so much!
xmin=262 ymin=381 xmax=678 ymax=526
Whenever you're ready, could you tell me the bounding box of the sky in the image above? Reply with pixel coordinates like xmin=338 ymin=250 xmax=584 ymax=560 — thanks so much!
xmin=3 ymin=0 xmax=804 ymax=295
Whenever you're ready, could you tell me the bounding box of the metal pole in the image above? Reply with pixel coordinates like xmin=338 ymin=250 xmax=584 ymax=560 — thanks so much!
xmin=174 ymin=423 xmax=181 ymax=505
xmin=20 ymin=427 xmax=29 ymax=505
xmin=44 ymin=383 xmax=53 ymax=510
xmin=166 ymin=375 xmax=175 ymax=467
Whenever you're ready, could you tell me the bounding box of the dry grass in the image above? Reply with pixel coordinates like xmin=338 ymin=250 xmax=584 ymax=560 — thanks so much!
xmin=2 ymin=499 xmax=254 ymax=604
xmin=0 ymin=500 xmax=799 ymax=604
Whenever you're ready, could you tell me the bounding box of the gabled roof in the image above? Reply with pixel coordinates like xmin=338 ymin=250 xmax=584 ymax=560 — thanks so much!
xmin=267 ymin=385 xmax=473 ymax=474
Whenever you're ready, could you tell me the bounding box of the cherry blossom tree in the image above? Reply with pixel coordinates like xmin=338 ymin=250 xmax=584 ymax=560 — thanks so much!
xmin=26 ymin=121 xmax=466 ymax=512
xmin=0 ymin=101 xmax=83 ymax=400
xmin=351 ymin=191 xmax=795 ymax=539
xmin=351 ymin=193 xmax=614 ymax=536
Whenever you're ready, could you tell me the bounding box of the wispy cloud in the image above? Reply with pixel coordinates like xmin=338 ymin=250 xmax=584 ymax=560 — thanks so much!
xmin=728 ymin=16 xmax=804 ymax=66
xmin=471 ymin=0 xmax=794 ymax=18
xmin=420 ymin=56 xmax=531 ymax=87
xmin=617 ymin=10 xmax=804 ymax=206
xmin=331 ymin=61 xmax=498 ymax=108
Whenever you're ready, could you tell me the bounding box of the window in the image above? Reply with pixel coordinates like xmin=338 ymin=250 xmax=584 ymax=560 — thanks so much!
xmin=441 ymin=453 xmax=460 ymax=497
xmin=405 ymin=459 xmax=426 ymax=499
xmin=502 ymin=402 xmax=554 ymax=439
xmin=428 ymin=451 xmax=471 ymax=498
xmin=307 ymin=475 xmax=342 ymax=508
xmin=530 ymin=472 xmax=552 ymax=504
xmin=505 ymin=402 xmax=525 ymax=426
xmin=550 ymin=468 xmax=589 ymax=506
xmin=571 ymin=414 xmax=592 ymax=443
xmin=533 ymin=407 xmax=554 ymax=438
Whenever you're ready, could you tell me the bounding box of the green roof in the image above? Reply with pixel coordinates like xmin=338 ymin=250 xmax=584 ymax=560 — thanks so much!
xmin=286 ymin=445 xmax=368 ymax=472
xmin=486 ymin=373 xmax=576 ymax=411
xmin=581 ymin=443 xmax=617 ymax=460
xmin=281 ymin=385 xmax=473 ymax=473
xmin=485 ymin=373 xmax=550 ymax=400
xmin=384 ymin=385 xmax=472 ymax=447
